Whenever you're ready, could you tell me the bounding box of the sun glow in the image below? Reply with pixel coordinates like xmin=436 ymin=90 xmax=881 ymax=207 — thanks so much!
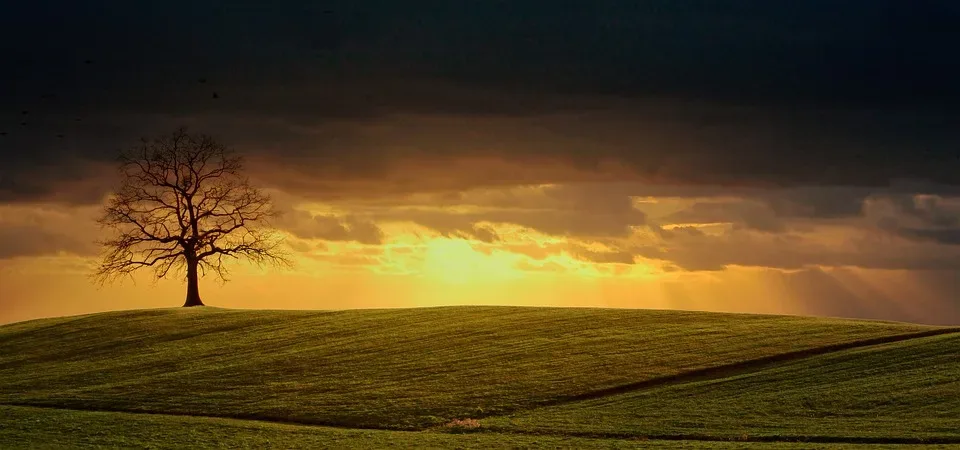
xmin=420 ymin=238 xmax=525 ymax=284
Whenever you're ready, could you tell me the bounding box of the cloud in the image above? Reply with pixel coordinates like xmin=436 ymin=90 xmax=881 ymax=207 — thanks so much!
xmin=895 ymin=228 xmax=960 ymax=246
xmin=864 ymin=194 xmax=960 ymax=245
xmin=368 ymin=187 xmax=647 ymax=239
xmin=514 ymin=260 xmax=568 ymax=273
xmin=2 ymin=2 xmax=959 ymax=205
xmin=472 ymin=241 xmax=564 ymax=262
xmin=0 ymin=225 xmax=97 ymax=259
xmin=0 ymin=205 xmax=100 ymax=259
xmin=276 ymin=210 xmax=384 ymax=245
xmin=758 ymin=187 xmax=872 ymax=219
xmin=261 ymin=183 xmax=960 ymax=273
xmin=628 ymin=224 xmax=960 ymax=272
xmin=465 ymin=225 xmax=499 ymax=243
xmin=569 ymin=245 xmax=637 ymax=265
xmin=661 ymin=200 xmax=786 ymax=233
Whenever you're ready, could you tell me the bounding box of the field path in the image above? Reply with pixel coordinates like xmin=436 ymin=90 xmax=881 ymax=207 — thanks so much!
xmin=513 ymin=327 xmax=960 ymax=410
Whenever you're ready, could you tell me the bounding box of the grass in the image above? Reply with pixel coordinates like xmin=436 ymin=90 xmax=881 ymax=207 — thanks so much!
xmin=2 ymin=405 xmax=957 ymax=450
xmin=0 ymin=306 xmax=956 ymax=447
xmin=0 ymin=306 xmax=937 ymax=429
xmin=487 ymin=333 xmax=960 ymax=443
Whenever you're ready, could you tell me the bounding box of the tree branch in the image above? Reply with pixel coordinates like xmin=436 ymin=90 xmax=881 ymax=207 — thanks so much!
xmin=95 ymin=128 xmax=292 ymax=288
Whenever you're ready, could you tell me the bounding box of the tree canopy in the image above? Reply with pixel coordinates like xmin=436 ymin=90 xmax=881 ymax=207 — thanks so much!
xmin=95 ymin=128 xmax=289 ymax=306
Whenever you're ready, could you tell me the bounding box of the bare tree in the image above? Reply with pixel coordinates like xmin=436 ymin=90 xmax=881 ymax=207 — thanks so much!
xmin=95 ymin=128 xmax=290 ymax=307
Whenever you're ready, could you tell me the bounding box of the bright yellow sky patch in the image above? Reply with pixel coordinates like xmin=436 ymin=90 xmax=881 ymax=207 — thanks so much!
xmin=419 ymin=238 xmax=524 ymax=284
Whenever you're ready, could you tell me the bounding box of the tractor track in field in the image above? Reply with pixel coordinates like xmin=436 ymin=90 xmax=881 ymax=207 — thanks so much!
xmin=526 ymin=327 xmax=960 ymax=410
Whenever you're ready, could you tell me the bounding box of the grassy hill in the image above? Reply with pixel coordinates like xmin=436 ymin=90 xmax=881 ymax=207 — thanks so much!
xmin=1 ymin=306 xmax=957 ymax=447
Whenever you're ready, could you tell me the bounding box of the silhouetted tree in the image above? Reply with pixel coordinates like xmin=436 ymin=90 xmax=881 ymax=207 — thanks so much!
xmin=95 ymin=128 xmax=289 ymax=307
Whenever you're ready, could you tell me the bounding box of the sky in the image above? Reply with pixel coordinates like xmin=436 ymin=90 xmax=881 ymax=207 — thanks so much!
xmin=1 ymin=1 xmax=959 ymax=325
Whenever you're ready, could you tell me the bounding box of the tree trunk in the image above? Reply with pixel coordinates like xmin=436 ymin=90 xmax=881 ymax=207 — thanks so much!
xmin=183 ymin=258 xmax=204 ymax=307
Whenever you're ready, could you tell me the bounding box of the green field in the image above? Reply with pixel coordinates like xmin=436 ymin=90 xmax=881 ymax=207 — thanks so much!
xmin=1 ymin=306 xmax=957 ymax=448
xmin=487 ymin=333 xmax=960 ymax=442
xmin=3 ymin=406 xmax=957 ymax=450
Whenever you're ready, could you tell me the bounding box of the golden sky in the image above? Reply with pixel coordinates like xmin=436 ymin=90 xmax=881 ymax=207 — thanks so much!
xmin=2 ymin=180 xmax=959 ymax=325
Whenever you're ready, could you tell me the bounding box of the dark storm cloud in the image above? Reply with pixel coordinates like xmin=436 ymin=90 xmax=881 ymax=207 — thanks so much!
xmin=1 ymin=0 xmax=959 ymax=203
xmin=895 ymin=228 xmax=960 ymax=246
xmin=866 ymin=193 xmax=960 ymax=245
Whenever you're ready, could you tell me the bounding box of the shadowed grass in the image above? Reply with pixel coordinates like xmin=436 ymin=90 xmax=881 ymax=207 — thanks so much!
xmin=2 ymin=405 xmax=955 ymax=450
xmin=487 ymin=333 xmax=960 ymax=442
xmin=0 ymin=306 xmax=941 ymax=430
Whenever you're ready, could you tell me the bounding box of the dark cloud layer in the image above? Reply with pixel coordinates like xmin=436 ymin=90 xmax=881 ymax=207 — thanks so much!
xmin=869 ymin=194 xmax=960 ymax=246
xmin=1 ymin=1 xmax=959 ymax=203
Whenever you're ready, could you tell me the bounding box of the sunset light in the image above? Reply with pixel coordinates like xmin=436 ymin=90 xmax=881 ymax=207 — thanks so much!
xmin=1 ymin=2 xmax=958 ymax=447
